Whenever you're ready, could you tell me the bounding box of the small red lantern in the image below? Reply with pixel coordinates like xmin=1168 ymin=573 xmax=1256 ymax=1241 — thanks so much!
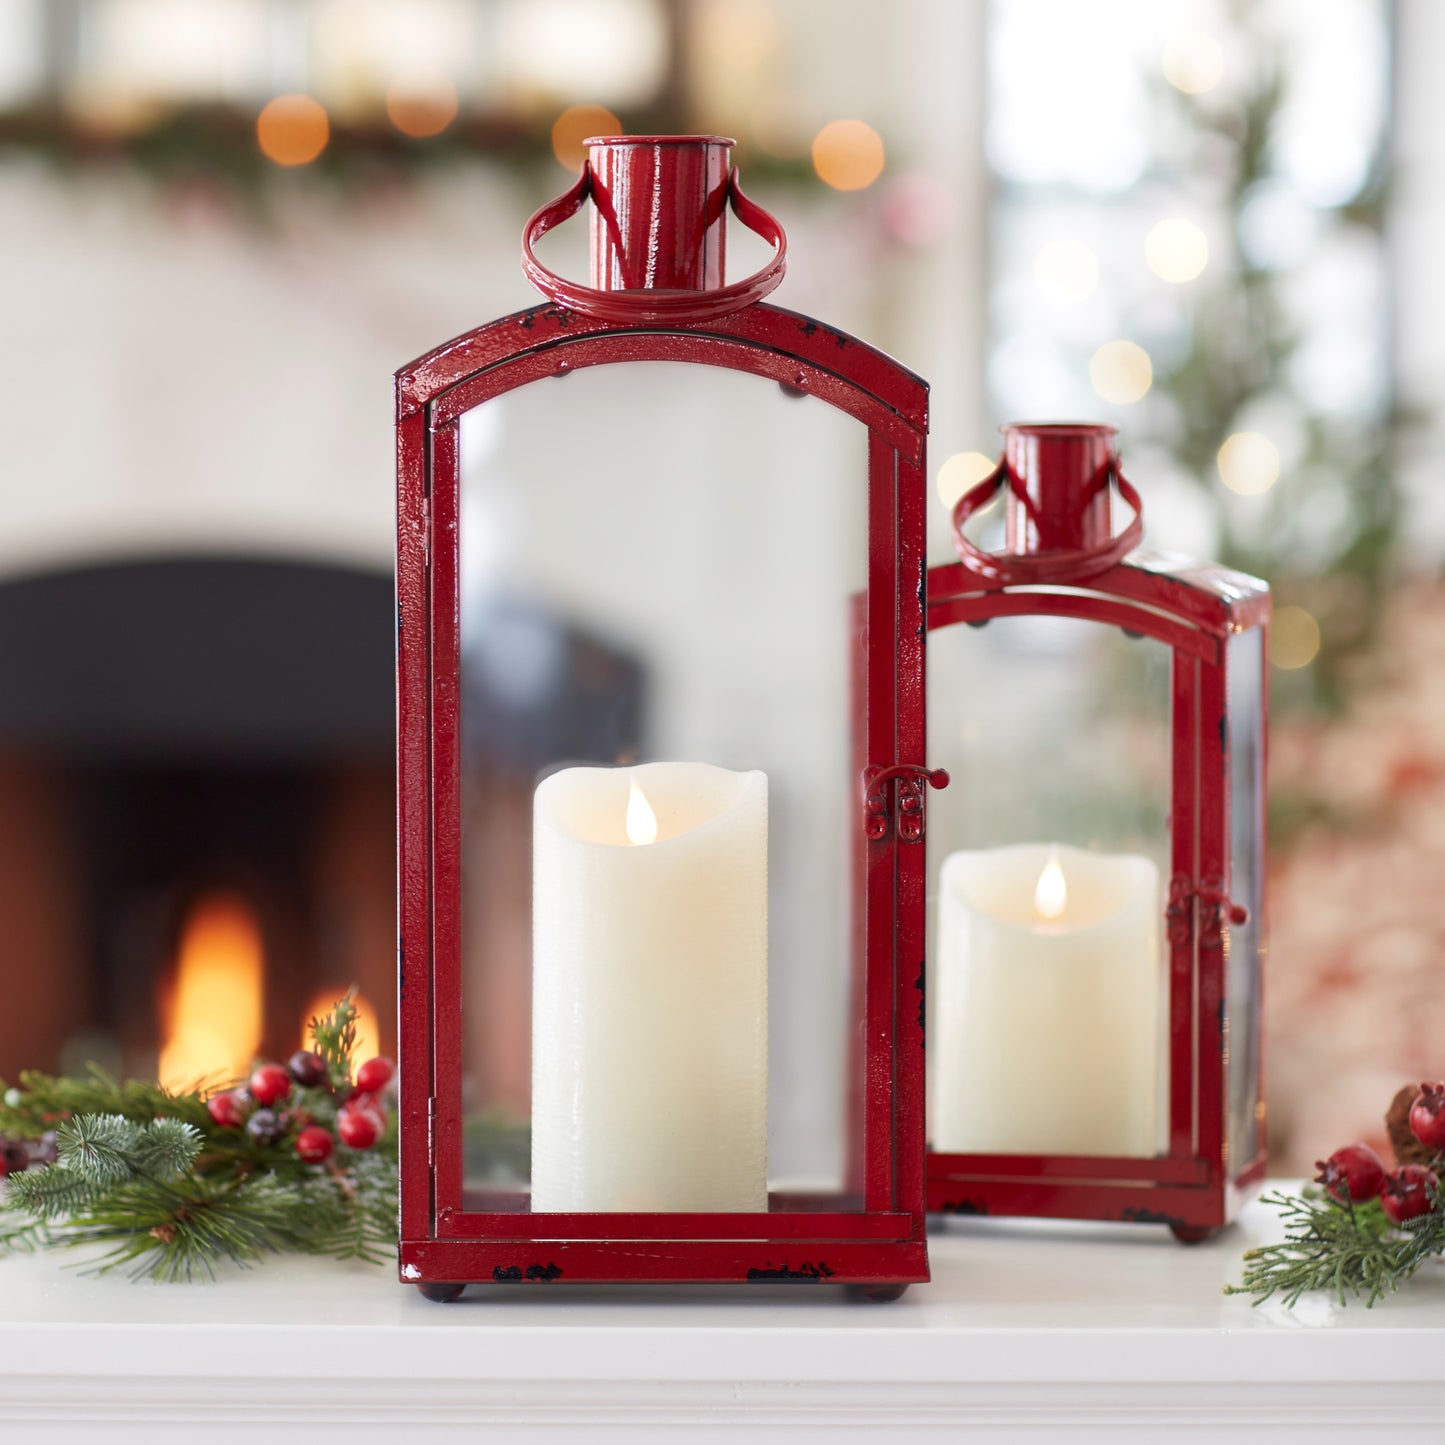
xmin=395 ymin=136 xmax=931 ymax=1298
xmin=923 ymin=424 xmax=1269 ymax=1240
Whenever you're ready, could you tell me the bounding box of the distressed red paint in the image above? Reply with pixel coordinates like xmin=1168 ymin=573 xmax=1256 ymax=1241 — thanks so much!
xmin=395 ymin=137 xmax=929 ymax=1298
xmin=925 ymin=423 xmax=1270 ymax=1239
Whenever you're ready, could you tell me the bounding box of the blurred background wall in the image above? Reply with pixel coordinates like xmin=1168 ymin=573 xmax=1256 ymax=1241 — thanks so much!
xmin=0 ymin=0 xmax=1439 ymax=1176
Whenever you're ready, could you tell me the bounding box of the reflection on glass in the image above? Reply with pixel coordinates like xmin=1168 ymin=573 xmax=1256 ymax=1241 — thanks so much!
xmin=456 ymin=361 xmax=867 ymax=1207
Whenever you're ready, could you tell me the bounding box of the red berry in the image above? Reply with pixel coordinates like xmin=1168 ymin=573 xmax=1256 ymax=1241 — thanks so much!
xmin=355 ymin=1056 xmax=394 ymax=1094
xmin=206 ymin=1090 xmax=247 ymax=1129
xmin=288 ymin=1051 xmax=329 ymax=1089
xmin=1314 ymin=1144 xmax=1387 ymax=1206
xmin=248 ymin=1063 xmax=292 ymax=1107
xmin=1407 ymin=1083 xmax=1445 ymax=1151
xmin=294 ymin=1125 xmax=334 ymax=1163
xmin=1380 ymin=1165 xmax=1439 ymax=1225
xmin=337 ymin=1108 xmax=379 ymax=1150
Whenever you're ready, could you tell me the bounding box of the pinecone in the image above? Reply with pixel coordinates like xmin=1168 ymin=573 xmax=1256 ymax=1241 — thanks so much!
xmin=1386 ymin=1084 xmax=1436 ymax=1167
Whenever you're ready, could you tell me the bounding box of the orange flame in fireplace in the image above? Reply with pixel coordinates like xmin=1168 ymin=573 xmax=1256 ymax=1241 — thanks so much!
xmin=300 ymin=989 xmax=382 ymax=1079
xmin=158 ymin=893 xmax=264 ymax=1093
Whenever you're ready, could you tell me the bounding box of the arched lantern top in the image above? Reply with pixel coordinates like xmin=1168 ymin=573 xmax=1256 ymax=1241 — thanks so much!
xmin=395 ymin=301 xmax=928 ymax=463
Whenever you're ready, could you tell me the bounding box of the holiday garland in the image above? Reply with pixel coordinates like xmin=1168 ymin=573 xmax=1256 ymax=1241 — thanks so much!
xmin=0 ymin=993 xmax=396 ymax=1281
xmin=1228 ymin=1082 xmax=1445 ymax=1307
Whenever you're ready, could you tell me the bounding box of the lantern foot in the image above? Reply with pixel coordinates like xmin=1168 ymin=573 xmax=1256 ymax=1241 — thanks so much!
xmin=1169 ymin=1223 xmax=1221 ymax=1246
xmin=847 ymin=1283 xmax=910 ymax=1303
xmin=414 ymin=1281 xmax=467 ymax=1303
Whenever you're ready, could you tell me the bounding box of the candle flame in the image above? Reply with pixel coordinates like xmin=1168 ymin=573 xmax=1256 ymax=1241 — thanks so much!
xmin=625 ymin=778 xmax=658 ymax=846
xmin=1034 ymin=852 xmax=1068 ymax=921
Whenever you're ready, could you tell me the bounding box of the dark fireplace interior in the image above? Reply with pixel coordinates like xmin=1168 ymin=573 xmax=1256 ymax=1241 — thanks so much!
xmin=0 ymin=556 xmax=396 ymax=1084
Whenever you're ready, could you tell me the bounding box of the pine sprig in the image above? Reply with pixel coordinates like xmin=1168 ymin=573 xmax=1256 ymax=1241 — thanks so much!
xmin=1227 ymin=1186 xmax=1445 ymax=1308
xmin=0 ymin=993 xmax=397 ymax=1281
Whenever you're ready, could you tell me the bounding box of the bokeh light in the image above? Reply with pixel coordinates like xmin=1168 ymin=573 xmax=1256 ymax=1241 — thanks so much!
xmin=385 ymin=70 xmax=458 ymax=138
xmin=1034 ymin=239 xmax=1099 ymax=303
xmin=1145 ymin=217 xmax=1209 ymax=283
xmin=936 ymin=451 xmax=997 ymax=511
xmin=1163 ymin=30 xmax=1224 ymax=94
xmin=1269 ymin=606 xmax=1321 ymax=670
xmin=811 ymin=119 xmax=885 ymax=191
xmin=550 ymin=103 xmax=621 ymax=172
xmin=1089 ymin=340 xmax=1153 ymax=404
xmin=1217 ymin=431 xmax=1281 ymax=495
xmin=256 ymin=93 xmax=330 ymax=167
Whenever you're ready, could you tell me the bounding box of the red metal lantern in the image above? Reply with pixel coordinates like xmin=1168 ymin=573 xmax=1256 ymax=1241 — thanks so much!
xmin=923 ymin=424 xmax=1269 ymax=1240
xmin=395 ymin=136 xmax=931 ymax=1298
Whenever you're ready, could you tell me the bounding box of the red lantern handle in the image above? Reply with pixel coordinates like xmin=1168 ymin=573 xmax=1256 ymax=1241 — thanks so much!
xmin=521 ymin=162 xmax=787 ymax=324
xmin=951 ymin=456 xmax=1145 ymax=585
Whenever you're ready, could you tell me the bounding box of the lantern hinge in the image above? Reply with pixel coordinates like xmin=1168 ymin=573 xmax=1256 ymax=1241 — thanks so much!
xmin=426 ymin=1096 xmax=436 ymax=1168
xmin=421 ymin=497 xmax=431 ymax=567
xmin=862 ymin=764 xmax=950 ymax=843
xmin=1167 ymin=873 xmax=1248 ymax=948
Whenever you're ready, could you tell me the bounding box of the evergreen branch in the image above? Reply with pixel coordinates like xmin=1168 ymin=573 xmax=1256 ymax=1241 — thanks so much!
xmin=308 ymin=991 xmax=360 ymax=1087
xmin=5 ymin=1164 xmax=104 ymax=1220
xmin=132 ymin=1118 xmax=203 ymax=1179
xmin=1227 ymin=1188 xmax=1445 ymax=1308
xmin=56 ymin=1114 xmax=142 ymax=1185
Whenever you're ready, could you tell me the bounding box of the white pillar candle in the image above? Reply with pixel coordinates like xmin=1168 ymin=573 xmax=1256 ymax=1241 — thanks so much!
xmin=930 ymin=842 xmax=1160 ymax=1157
xmin=530 ymin=761 xmax=768 ymax=1212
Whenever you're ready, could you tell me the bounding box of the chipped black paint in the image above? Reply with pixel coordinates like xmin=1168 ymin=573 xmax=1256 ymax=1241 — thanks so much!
xmin=746 ymin=1261 xmax=834 ymax=1282
xmin=916 ymin=556 xmax=927 ymax=635
xmin=915 ymin=958 xmax=926 ymax=1045
xmin=518 ymin=305 xmax=576 ymax=333
xmin=799 ymin=320 xmax=818 ymax=337
xmin=1120 ymin=1207 xmax=1187 ymax=1228
xmin=492 ymin=1262 xmax=564 ymax=1283
xmin=937 ymin=1198 xmax=989 ymax=1216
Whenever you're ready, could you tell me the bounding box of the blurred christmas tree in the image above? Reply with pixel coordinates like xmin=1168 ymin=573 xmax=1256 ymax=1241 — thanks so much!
xmin=1153 ymin=14 xmax=1415 ymax=715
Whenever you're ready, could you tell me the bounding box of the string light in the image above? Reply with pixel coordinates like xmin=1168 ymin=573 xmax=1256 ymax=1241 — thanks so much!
xmin=256 ymin=94 xmax=329 ymax=167
xmin=936 ymin=451 xmax=996 ymax=511
xmin=1269 ymin=606 xmax=1321 ymax=669
xmin=551 ymin=103 xmax=621 ymax=172
xmin=1089 ymin=340 xmax=1153 ymax=404
xmin=811 ymin=119 xmax=885 ymax=191
xmin=386 ymin=71 xmax=458 ymax=138
xmin=1145 ymin=218 xmax=1209 ymax=283
xmin=1217 ymin=431 xmax=1280 ymax=495
xmin=1163 ymin=30 xmax=1224 ymax=94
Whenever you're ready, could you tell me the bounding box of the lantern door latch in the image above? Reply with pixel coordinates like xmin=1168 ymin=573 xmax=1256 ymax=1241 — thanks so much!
xmin=863 ymin=764 xmax=950 ymax=843
xmin=1167 ymin=873 xmax=1249 ymax=948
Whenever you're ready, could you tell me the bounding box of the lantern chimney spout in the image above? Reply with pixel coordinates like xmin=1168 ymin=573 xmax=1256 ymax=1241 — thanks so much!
xmin=1001 ymin=422 xmax=1117 ymax=557
xmin=586 ymin=135 xmax=735 ymax=294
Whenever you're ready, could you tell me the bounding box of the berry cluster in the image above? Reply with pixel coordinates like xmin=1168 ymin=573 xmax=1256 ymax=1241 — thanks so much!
xmin=1315 ymin=1081 xmax=1445 ymax=1224
xmin=205 ymin=1052 xmax=395 ymax=1164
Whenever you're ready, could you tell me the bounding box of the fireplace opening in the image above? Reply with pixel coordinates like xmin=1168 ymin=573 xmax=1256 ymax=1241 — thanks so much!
xmin=0 ymin=555 xmax=395 ymax=1084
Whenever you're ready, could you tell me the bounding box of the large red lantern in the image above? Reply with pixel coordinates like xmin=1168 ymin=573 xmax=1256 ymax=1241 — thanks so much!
xmin=923 ymin=424 xmax=1269 ymax=1240
xmin=395 ymin=136 xmax=931 ymax=1298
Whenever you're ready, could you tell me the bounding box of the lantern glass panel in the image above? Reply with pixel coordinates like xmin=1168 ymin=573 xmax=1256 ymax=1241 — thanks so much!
xmin=454 ymin=361 xmax=869 ymax=1211
xmin=1226 ymin=626 xmax=1266 ymax=1173
xmin=925 ymin=614 xmax=1172 ymax=1158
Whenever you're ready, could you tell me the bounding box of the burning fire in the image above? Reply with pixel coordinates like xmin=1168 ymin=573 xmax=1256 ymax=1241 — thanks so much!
xmin=301 ymin=989 xmax=382 ymax=1076
xmin=158 ymin=893 xmax=265 ymax=1092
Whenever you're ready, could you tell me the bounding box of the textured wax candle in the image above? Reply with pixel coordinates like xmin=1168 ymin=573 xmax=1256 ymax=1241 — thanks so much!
xmin=530 ymin=762 xmax=768 ymax=1212
xmin=930 ymin=842 xmax=1160 ymax=1157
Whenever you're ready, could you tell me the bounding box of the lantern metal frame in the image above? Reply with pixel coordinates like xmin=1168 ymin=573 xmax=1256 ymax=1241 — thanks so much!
xmin=395 ymin=137 xmax=932 ymax=1297
xmin=923 ymin=425 xmax=1270 ymax=1241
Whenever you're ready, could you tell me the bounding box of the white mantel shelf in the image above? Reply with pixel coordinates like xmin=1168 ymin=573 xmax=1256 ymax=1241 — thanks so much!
xmin=4 ymin=1190 xmax=1443 ymax=1443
